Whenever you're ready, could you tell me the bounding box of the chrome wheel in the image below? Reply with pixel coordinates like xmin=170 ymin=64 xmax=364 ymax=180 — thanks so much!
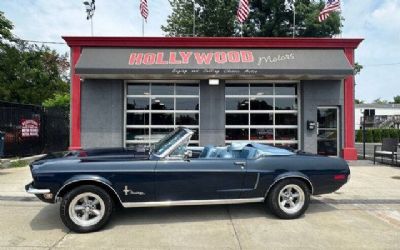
xmin=278 ymin=184 xmax=305 ymax=215
xmin=68 ymin=192 xmax=105 ymax=227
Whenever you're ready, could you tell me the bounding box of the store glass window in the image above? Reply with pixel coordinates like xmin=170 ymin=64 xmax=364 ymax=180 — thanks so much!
xmin=125 ymin=82 xmax=200 ymax=147
xmin=225 ymin=82 xmax=299 ymax=148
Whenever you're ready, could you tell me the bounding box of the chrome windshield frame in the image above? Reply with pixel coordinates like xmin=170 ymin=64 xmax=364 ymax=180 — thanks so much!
xmin=151 ymin=128 xmax=194 ymax=159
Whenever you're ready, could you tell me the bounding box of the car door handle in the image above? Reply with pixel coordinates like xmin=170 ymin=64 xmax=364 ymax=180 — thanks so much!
xmin=234 ymin=161 xmax=246 ymax=166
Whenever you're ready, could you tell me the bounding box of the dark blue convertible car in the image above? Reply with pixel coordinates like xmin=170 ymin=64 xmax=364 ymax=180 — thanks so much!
xmin=26 ymin=127 xmax=350 ymax=233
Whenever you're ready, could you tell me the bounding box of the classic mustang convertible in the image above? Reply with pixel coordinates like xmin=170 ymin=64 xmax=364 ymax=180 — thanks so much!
xmin=26 ymin=127 xmax=350 ymax=233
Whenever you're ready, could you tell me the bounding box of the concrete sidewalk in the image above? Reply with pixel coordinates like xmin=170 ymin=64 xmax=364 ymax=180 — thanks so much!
xmin=0 ymin=166 xmax=34 ymax=199
xmin=0 ymin=163 xmax=399 ymax=249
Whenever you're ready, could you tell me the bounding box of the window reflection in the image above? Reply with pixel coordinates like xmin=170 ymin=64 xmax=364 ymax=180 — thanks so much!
xmin=126 ymin=128 xmax=149 ymax=141
xmin=250 ymin=129 xmax=273 ymax=140
xmin=176 ymin=113 xmax=199 ymax=125
xmin=275 ymin=98 xmax=297 ymax=110
xmin=250 ymin=84 xmax=273 ymax=95
xmin=176 ymin=84 xmax=198 ymax=95
xmin=151 ymin=113 xmax=173 ymax=125
xmin=226 ymin=98 xmax=249 ymax=110
xmin=275 ymin=84 xmax=297 ymax=95
xmin=250 ymin=98 xmax=273 ymax=110
xmin=275 ymin=129 xmax=298 ymax=140
xmin=226 ymin=114 xmax=248 ymax=125
xmin=275 ymin=114 xmax=297 ymax=125
xmin=225 ymin=84 xmax=248 ymax=95
xmin=250 ymin=114 xmax=273 ymax=125
xmin=151 ymin=98 xmax=174 ymax=110
xmin=151 ymin=83 xmax=174 ymax=95
xmin=126 ymin=113 xmax=149 ymax=125
xmin=176 ymin=98 xmax=199 ymax=110
xmin=127 ymin=98 xmax=149 ymax=110
xmin=226 ymin=129 xmax=249 ymax=140
xmin=127 ymin=84 xmax=150 ymax=95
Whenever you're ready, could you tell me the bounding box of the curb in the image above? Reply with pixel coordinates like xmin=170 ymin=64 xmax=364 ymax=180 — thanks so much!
xmin=0 ymin=154 xmax=46 ymax=169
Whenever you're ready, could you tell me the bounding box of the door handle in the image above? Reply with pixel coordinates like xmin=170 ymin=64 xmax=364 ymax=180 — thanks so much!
xmin=234 ymin=161 xmax=246 ymax=167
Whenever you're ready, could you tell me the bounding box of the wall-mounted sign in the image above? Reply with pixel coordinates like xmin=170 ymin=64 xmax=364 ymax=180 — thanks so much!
xmin=76 ymin=48 xmax=354 ymax=77
xmin=21 ymin=119 xmax=40 ymax=137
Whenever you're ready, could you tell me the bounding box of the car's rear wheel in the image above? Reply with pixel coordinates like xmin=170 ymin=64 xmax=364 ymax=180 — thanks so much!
xmin=267 ymin=179 xmax=310 ymax=219
xmin=60 ymin=185 xmax=113 ymax=233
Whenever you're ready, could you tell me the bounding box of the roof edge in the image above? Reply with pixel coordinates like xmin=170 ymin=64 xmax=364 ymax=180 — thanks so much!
xmin=62 ymin=36 xmax=363 ymax=49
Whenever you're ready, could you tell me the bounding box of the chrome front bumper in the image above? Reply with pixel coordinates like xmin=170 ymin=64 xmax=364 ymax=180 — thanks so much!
xmin=25 ymin=183 xmax=51 ymax=194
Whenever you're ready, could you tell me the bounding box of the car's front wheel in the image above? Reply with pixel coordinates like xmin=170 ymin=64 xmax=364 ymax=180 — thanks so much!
xmin=60 ymin=185 xmax=113 ymax=233
xmin=267 ymin=179 xmax=310 ymax=219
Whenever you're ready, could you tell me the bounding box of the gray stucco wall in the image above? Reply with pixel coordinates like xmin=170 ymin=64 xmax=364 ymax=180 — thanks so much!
xmin=199 ymin=80 xmax=226 ymax=146
xmin=300 ymin=80 xmax=344 ymax=154
xmin=81 ymin=79 xmax=124 ymax=148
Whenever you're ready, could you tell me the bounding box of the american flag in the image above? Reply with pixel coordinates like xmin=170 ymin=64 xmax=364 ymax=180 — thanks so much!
xmin=236 ymin=0 xmax=250 ymax=23
xmin=318 ymin=0 xmax=341 ymax=22
xmin=140 ymin=0 xmax=149 ymax=20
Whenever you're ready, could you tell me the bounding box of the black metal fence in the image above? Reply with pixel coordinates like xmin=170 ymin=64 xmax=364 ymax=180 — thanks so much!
xmin=0 ymin=101 xmax=69 ymax=157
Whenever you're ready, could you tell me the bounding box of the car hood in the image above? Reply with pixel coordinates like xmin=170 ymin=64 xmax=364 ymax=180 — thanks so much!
xmin=31 ymin=147 xmax=150 ymax=165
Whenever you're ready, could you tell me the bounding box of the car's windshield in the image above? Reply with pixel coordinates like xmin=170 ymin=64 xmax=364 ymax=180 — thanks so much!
xmin=151 ymin=128 xmax=189 ymax=156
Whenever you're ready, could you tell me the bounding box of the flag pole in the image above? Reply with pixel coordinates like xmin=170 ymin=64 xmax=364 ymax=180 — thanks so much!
xmin=142 ymin=18 xmax=144 ymax=37
xmin=292 ymin=0 xmax=296 ymax=38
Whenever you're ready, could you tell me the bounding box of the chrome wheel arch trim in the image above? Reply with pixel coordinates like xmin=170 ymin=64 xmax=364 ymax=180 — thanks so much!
xmin=121 ymin=197 xmax=265 ymax=208
xmin=55 ymin=178 xmax=123 ymax=205
xmin=264 ymin=175 xmax=314 ymax=198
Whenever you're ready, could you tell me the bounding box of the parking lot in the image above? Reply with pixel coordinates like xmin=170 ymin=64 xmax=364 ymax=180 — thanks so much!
xmin=0 ymin=162 xmax=399 ymax=249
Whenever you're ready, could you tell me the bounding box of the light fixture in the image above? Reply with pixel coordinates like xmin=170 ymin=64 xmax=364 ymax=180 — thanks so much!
xmin=209 ymin=79 xmax=219 ymax=85
xmin=83 ymin=0 xmax=95 ymax=36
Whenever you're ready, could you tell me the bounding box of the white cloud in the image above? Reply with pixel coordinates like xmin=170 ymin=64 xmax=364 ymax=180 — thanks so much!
xmin=342 ymin=0 xmax=400 ymax=102
xmin=0 ymin=0 xmax=171 ymax=54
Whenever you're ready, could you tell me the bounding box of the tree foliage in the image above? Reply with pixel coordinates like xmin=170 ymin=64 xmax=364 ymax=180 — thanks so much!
xmin=393 ymin=95 xmax=400 ymax=104
xmin=162 ymin=0 xmax=342 ymax=37
xmin=42 ymin=92 xmax=70 ymax=108
xmin=0 ymin=11 xmax=69 ymax=106
xmin=162 ymin=0 xmax=238 ymax=37
xmin=373 ymin=98 xmax=388 ymax=104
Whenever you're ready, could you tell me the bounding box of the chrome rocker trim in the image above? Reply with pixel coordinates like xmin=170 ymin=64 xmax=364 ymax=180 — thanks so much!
xmin=26 ymin=185 xmax=51 ymax=194
xmin=122 ymin=197 xmax=265 ymax=208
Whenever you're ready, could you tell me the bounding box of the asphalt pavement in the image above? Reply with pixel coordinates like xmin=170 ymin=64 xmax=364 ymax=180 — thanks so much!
xmin=0 ymin=163 xmax=399 ymax=249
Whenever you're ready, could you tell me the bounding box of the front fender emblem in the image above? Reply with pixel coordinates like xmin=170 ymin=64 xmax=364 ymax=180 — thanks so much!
xmin=123 ymin=185 xmax=145 ymax=196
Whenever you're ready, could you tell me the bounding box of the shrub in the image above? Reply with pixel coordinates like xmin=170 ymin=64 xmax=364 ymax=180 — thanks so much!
xmin=355 ymin=130 xmax=362 ymax=142
xmin=365 ymin=129 xmax=373 ymax=143
xmin=381 ymin=129 xmax=390 ymax=140
xmin=372 ymin=129 xmax=382 ymax=142
xmin=389 ymin=129 xmax=399 ymax=140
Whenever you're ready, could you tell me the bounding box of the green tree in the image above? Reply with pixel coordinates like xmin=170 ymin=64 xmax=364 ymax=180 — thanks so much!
xmin=162 ymin=0 xmax=342 ymax=37
xmin=0 ymin=11 xmax=69 ymax=105
xmin=355 ymin=99 xmax=364 ymax=104
xmin=42 ymin=93 xmax=70 ymax=108
xmin=162 ymin=0 xmax=238 ymax=37
xmin=373 ymin=98 xmax=388 ymax=104
xmin=393 ymin=95 xmax=400 ymax=104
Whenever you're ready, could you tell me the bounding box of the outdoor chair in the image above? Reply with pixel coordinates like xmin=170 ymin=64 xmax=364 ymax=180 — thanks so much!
xmin=373 ymin=138 xmax=398 ymax=165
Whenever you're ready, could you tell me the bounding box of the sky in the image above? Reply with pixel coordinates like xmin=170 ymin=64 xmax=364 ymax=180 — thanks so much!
xmin=0 ymin=0 xmax=399 ymax=103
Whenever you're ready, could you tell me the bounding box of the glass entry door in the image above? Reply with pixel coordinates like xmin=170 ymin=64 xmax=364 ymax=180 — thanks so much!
xmin=317 ymin=107 xmax=339 ymax=156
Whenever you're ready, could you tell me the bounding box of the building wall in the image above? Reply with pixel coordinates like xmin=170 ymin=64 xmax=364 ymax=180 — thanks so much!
xmin=355 ymin=107 xmax=400 ymax=130
xmin=300 ymin=80 xmax=344 ymax=154
xmin=81 ymin=79 xmax=124 ymax=148
xmin=199 ymin=80 xmax=226 ymax=146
